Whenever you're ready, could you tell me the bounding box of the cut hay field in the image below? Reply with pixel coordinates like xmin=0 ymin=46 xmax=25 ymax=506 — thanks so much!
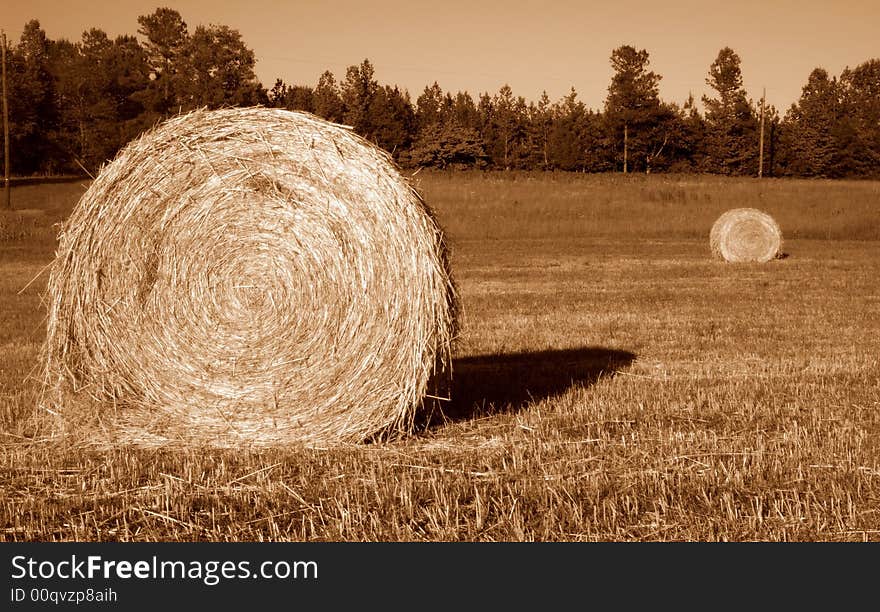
xmin=2 ymin=172 xmax=879 ymax=541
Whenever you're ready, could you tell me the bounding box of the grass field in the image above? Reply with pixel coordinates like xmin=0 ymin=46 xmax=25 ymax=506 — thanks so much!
xmin=2 ymin=172 xmax=879 ymax=541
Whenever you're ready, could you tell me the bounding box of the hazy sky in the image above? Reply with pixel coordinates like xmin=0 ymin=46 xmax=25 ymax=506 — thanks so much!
xmin=2 ymin=0 xmax=878 ymax=112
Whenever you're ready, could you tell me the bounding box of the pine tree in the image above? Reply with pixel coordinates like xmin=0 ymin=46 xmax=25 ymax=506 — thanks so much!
xmin=533 ymin=91 xmax=553 ymax=169
xmin=405 ymin=123 xmax=488 ymax=169
xmin=836 ymin=59 xmax=880 ymax=177
xmin=450 ymin=91 xmax=480 ymax=131
xmin=341 ymin=59 xmax=379 ymax=136
xmin=779 ymin=68 xmax=840 ymax=177
xmin=8 ymin=20 xmax=57 ymax=173
xmin=603 ymin=45 xmax=663 ymax=173
xmin=136 ymin=8 xmax=188 ymax=114
xmin=666 ymin=94 xmax=707 ymax=172
xmin=176 ymin=24 xmax=262 ymax=110
xmin=415 ymin=82 xmax=445 ymax=133
xmin=49 ymin=29 xmax=150 ymax=172
xmin=368 ymin=85 xmax=415 ymax=158
xmin=702 ymin=47 xmax=758 ymax=175
xmin=549 ymin=88 xmax=588 ymax=171
xmin=312 ymin=71 xmax=344 ymax=123
xmin=483 ymin=85 xmax=529 ymax=169
xmin=268 ymin=79 xmax=314 ymax=112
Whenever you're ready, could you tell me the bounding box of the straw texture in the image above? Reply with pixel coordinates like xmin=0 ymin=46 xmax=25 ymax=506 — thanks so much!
xmin=709 ymin=207 xmax=782 ymax=263
xmin=41 ymin=107 xmax=457 ymax=447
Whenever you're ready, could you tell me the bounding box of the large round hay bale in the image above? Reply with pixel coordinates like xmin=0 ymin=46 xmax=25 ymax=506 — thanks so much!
xmin=709 ymin=208 xmax=782 ymax=263
xmin=41 ymin=107 xmax=457 ymax=447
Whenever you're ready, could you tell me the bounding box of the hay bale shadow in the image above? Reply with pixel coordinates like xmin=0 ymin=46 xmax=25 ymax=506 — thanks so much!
xmin=421 ymin=347 xmax=636 ymax=428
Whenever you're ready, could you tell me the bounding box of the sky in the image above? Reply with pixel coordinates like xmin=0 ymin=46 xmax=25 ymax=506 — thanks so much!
xmin=2 ymin=0 xmax=878 ymax=113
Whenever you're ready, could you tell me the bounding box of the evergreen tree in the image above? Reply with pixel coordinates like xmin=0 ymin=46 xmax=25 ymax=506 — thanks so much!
xmin=603 ymin=45 xmax=662 ymax=173
xmin=702 ymin=47 xmax=758 ymax=175
xmin=641 ymin=102 xmax=682 ymax=174
xmin=415 ymin=82 xmax=445 ymax=133
xmin=176 ymin=24 xmax=263 ymax=110
xmin=46 ymin=37 xmax=83 ymax=172
xmin=672 ymin=93 xmax=707 ymax=171
xmin=268 ymin=79 xmax=287 ymax=107
xmin=546 ymin=89 xmax=609 ymax=172
xmin=836 ymin=59 xmax=880 ymax=177
xmin=779 ymin=68 xmax=840 ymax=177
xmin=136 ymin=7 xmax=188 ymax=114
xmin=450 ymin=91 xmax=480 ymax=131
xmin=71 ymin=30 xmax=118 ymax=168
xmin=762 ymin=103 xmax=781 ymax=177
xmin=268 ymin=79 xmax=314 ymax=112
xmin=8 ymin=20 xmax=57 ymax=173
xmin=286 ymin=85 xmax=315 ymax=112
xmin=484 ymin=84 xmax=529 ymax=169
xmin=368 ymin=85 xmax=415 ymax=158
xmin=341 ymin=59 xmax=378 ymax=136
xmin=404 ymin=86 xmax=486 ymax=168
xmin=533 ymin=91 xmax=553 ymax=169
xmin=581 ymin=110 xmax=610 ymax=172
xmin=107 ymin=35 xmax=151 ymax=128
xmin=312 ymin=71 xmax=344 ymax=123
xmin=549 ymin=88 xmax=588 ymax=170
xmin=49 ymin=30 xmax=150 ymax=173
xmin=405 ymin=124 xmax=488 ymax=169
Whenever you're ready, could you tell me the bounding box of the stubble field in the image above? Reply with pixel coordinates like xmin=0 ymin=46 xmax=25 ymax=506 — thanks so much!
xmin=1 ymin=172 xmax=879 ymax=541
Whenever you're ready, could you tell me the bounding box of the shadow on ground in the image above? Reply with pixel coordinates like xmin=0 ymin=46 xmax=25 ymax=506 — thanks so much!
xmin=420 ymin=346 xmax=636 ymax=429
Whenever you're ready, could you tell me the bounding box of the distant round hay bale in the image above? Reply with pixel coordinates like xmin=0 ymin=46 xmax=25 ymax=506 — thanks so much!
xmin=709 ymin=208 xmax=782 ymax=263
xmin=41 ymin=107 xmax=457 ymax=447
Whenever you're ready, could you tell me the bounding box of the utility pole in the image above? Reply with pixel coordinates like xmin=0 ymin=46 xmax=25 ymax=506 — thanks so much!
xmin=758 ymin=87 xmax=765 ymax=179
xmin=2 ymin=30 xmax=10 ymax=209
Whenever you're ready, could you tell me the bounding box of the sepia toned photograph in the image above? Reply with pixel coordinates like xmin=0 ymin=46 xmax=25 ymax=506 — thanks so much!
xmin=1 ymin=0 xmax=878 ymax=545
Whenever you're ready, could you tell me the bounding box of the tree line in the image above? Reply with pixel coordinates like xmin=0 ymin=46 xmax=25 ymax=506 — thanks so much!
xmin=3 ymin=8 xmax=879 ymax=178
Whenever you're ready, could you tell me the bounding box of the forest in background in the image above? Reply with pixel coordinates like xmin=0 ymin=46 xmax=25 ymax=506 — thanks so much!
xmin=2 ymin=7 xmax=879 ymax=178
